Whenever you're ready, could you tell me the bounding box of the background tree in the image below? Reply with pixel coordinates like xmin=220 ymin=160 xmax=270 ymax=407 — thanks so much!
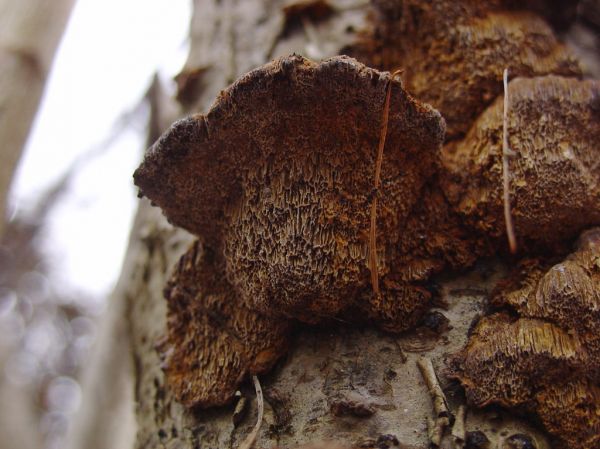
xmin=0 ymin=2 xmax=74 ymax=449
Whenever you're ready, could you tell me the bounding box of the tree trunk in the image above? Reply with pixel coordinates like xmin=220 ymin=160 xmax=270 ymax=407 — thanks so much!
xmin=0 ymin=0 xmax=75 ymax=236
xmin=119 ymin=1 xmax=559 ymax=448
xmin=0 ymin=2 xmax=74 ymax=449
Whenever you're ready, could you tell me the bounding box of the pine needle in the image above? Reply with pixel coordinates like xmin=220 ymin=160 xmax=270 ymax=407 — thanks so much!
xmin=239 ymin=375 xmax=264 ymax=449
xmin=369 ymin=69 xmax=403 ymax=296
xmin=502 ymin=68 xmax=518 ymax=255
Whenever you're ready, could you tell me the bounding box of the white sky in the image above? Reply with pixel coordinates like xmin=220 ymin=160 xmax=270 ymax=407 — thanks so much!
xmin=10 ymin=0 xmax=192 ymax=303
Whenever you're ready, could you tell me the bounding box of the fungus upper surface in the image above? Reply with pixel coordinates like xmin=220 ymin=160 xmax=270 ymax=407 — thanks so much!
xmin=449 ymin=228 xmax=600 ymax=449
xmin=134 ymin=55 xmax=444 ymax=246
xmin=135 ymin=54 xmax=446 ymax=321
xmin=442 ymin=76 xmax=600 ymax=253
xmin=159 ymin=241 xmax=291 ymax=408
xmin=349 ymin=0 xmax=581 ymax=138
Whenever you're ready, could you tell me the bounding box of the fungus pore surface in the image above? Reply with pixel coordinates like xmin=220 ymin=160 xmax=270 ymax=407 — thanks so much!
xmin=348 ymin=0 xmax=582 ymax=138
xmin=159 ymin=241 xmax=291 ymax=408
xmin=441 ymin=76 xmax=600 ymax=253
xmin=449 ymin=228 xmax=600 ymax=449
xmin=135 ymin=55 xmax=456 ymax=408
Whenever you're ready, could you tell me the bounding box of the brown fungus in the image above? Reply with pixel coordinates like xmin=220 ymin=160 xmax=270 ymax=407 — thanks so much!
xmin=349 ymin=0 xmax=582 ymax=138
xmin=135 ymin=55 xmax=446 ymax=326
xmin=158 ymin=241 xmax=291 ymax=408
xmin=448 ymin=228 xmax=600 ymax=449
xmin=441 ymin=76 xmax=600 ymax=254
xmin=492 ymin=228 xmax=600 ymax=377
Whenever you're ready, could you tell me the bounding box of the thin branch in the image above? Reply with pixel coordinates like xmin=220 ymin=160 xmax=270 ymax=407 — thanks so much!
xmin=369 ymin=69 xmax=403 ymax=296
xmin=239 ymin=375 xmax=264 ymax=449
xmin=451 ymin=405 xmax=466 ymax=449
xmin=417 ymin=357 xmax=451 ymax=447
xmin=502 ymin=68 xmax=517 ymax=254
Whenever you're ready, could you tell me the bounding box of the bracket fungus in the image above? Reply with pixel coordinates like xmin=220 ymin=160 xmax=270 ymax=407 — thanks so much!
xmin=448 ymin=228 xmax=600 ymax=449
xmin=134 ymin=55 xmax=451 ymax=407
xmin=441 ymin=76 xmax=600 ymax=253
xmin=349 ymin=0 xmax=582 ymax=139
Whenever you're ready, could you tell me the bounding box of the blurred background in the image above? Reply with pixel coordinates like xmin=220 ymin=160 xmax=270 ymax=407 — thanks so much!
xmin=0 ymin=1 xmax=190 ymax=448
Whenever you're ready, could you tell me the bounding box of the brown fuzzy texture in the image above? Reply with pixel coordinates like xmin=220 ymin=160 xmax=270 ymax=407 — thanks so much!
xmin=135 ymin=55 xmax=455 ymax=407
xmin=135 ymin=55 xmax=448 ymax=325
xmin=158 ymin=241 xmax=291 ymax=408
xmin=348 ymin=0 xmax=582 ymax=139
xmin=135 ymin=54 xmax=600 ymax=413
xmin=449 ymin=228 xmax=600 ymax=449
xmin=441 ymin=76 xmax=600 ymax=254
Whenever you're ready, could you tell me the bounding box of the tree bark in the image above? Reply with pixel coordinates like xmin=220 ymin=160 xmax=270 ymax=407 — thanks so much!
xmin=0 ymin=0 xmax=75 ymax=236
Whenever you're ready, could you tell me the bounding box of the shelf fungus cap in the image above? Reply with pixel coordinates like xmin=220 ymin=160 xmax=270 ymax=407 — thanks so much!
xmin=441 ymin=76 xmax=600 ymax=253
xmin=134 ymin=55 xmax=445 ymax=321
xmin=354 ymin=0 xmax=582 ymax=138
xmin=449 ymin=228 xmax=600 ymax=449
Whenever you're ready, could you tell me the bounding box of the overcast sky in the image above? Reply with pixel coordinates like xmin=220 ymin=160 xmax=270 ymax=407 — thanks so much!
xmin=10 ymin=0 xmax=191 ymax=303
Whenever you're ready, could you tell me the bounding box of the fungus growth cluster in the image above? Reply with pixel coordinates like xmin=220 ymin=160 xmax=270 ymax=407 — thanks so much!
xmin=449 ymin=229 xmax=600 ymax=449
xmin=134 ymin=1 xmax=600 ymax=446
xmin=135 ymin=55 xmax=449 ymax=407
xmin=343 ymin=1 xmax=599 ymax=447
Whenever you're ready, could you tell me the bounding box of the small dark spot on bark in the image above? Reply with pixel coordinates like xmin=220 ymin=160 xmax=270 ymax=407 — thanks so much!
xmin=265 ymin=388 xmax=293 ymax=436
xmin=376 ymin=434 xmax=400 ymax=449
xmin=384 ymin=368 xmax=397 ymax=381
xmin=502 ymin=434 xmax=537 ymax=449
xmin=421 ymin=310 xmax=450 ymax=334
xmin=465 ymin=430 xmax=491 ymax=449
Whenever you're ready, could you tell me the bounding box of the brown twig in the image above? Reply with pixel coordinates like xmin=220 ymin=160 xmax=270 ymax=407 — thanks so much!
xmin=502 ymin=68 xmax=518 ymax=254
xmin=369 ymin=69 xmax=403 ymax=296
xmin=239 ymin=375 xmax=264 ymax=449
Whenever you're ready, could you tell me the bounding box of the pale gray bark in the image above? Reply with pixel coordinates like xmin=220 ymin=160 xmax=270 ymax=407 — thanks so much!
xmin=0 ymin=0 xmax=76 ymax=236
